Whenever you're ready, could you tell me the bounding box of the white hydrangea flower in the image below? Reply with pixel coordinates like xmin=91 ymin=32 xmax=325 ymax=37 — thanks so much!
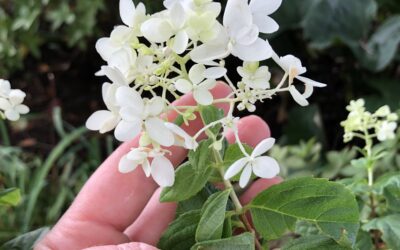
xmin=119 ymin=0 xmax=148 ymax=33
xmin=377 ymin=121 xmax=397 ymax=141
xmin=224 ymin=138 xmax=280 ymax=188
xmin=237 ymin=62 xmax=271 ymax=89
xmin=174 ymin=64 xmax=224 ymax=105
xmin=249 ymin=0 xmax=282 ymax=34
xmin=0 ymin=90 xmax=30 ymax=121
xmin=165 ymin=122 xmax=198 ymax=149
xmin=86 ymin=83 xmax=121 ymax=134
xmin=190 ymin=0 xmax=273 ymax=63
xmin=96 ymin=25 xmax=138 ymax=62
xmin=274 ymin=54 xmax=326 ymax=106
xmin=115 ymin=86 xmax=175 ymax=146
xmin=119 ymin=148 xmax=175 ymax=187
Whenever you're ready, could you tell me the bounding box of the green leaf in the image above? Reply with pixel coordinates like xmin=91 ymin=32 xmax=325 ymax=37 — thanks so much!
xmin=189 ymin=139 xmax=214 ymax=172
xmin=199 ymin=106 xmax=224 ymax=135
xmin=303 ymin=0 xmax=377 ymax=49
xmin=0 ymin=188 xmax=21 ymax=206
xmin=160 ymin=162 xmax=213 ymax=202
xmin=355 ymin=15 xmax=400 ymax=71
xmin=191 ymin=232 xmax=255 ymax=250
xmin=176 ymin=184 xmax=219 ymax=216
xmin=374 ymin=173 xmax=400 ymax=212
xmin=222 ymin=216 xmax=233 ymax=238
xmin=362 ymin=214 xmax=400 ymax=250
xmin=283 ymin=235 xmax=351 ymax=250
xmin=249 ymin=177 xmax=360 ymax=245
xmin=196 ymin=189 xmax=231 ymax=242
xmin=158 ymin=210 xmax=201 ymax=250
xmin=1 ymin=227 xmax=49 ymax=250
xmin=355 ymin=230 xmax=374 ymax=250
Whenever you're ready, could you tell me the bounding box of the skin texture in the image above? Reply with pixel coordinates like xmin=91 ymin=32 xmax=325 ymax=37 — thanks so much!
xmin=35 ymin=82 xmax=281 ymax=250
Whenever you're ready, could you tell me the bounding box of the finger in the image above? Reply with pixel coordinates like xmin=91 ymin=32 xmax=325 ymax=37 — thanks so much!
xmin=37 ymin=83 xmax=232 ymax=249
xmin=83 ymin=242 xmax=158 ymax=250
xmin=124 ymin=115 xmax=272 ymax=246
xmin=239 ymin=177 xmax=282 ymax=205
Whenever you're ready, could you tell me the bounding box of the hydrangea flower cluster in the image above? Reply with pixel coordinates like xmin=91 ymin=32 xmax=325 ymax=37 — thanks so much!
xmin=0 ymin=79 xmax=29 ymax=121
xmin=86 ymin=0 xmax=326 ymax=187
xmin=341 ymin=99 xmax=398 ymax=143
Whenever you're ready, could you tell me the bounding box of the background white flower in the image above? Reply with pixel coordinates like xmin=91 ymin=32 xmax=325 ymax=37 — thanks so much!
xmin=224 ymin=138 xmax=280 ymax=188
xmin=237 ymin=62 xmax=271 ymax=89
xmin=377 ymin=121 xmax=397 ymax=141
xmin=0 ymin=90 xmax=29 ymax=121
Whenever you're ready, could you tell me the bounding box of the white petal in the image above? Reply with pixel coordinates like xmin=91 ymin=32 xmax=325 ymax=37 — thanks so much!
xmin=252 ymin=138 xmax=276 ymax=157
xmin=193 ymin=89 xmax=213 ymax=105
xmin=250 ymin=0 xmax=282 ymax=15
xmin=120 ymin=0 xmax=135 ymax=27
xmin=172 ymin=30 xmax=189 ymax=54
xmin=224 ymin=158 xmax=248 ymax=180
xmin=203 ymin=67 xmax=227 ymax=79
xmin=9 ymin=90 xmax=25 ymax=105
xmin=189 ymin=64 xmax=206 ymax=84
xmin=95 ymin=38 xmax=117 ymax=61
xmin=235 ymin=24 xmax=259 ymax=46
xmin=119 ymin=107 xmax=142 ymax=121
xmin=199 ymin=79 xmax=217 ymax=90
xmin=169 ymin=2 xmax=186 ymax=28
xmin=151 ymin=156 xmax=175 ymax=187
xmin=164 ymin=122 xmax=197 ymax=149
xmin=239 ymin=165 xmax=252 ymax=188
xmin=145 ymin=118 xmax=175 ymax=147
xmin=5 ymin=109 xmax=20 ymax=121
xmin=86 ymin=110 xmax=114 ymax=131
xmin=252 ymin=156 xmax=280 ymax=178
xmin=0 ymin=98 xmax=11 ymax=110
xmin=289 ymin=85 xmax=309 ymax=107
xmin=114 ymin=120 xmax=142 ymax=142
xmin=101 ymin=66 xmax=129 ymax=85
xmin=15 ymin=105 xmax=29 ymax=114
xmin=116 ymin=86 xmax=144 ymax=111
xmin=142 ymin=159 xmax=151 ymax=177
xmin=147 ymin=96 xmax=165 ymax=116
xmin=224 ymin=0 xmax=253 ymax=33
xmin=296 ymin=76 xmax=326 ymax=87
xmin=252 ymin=14 xmax=279 ymax=34
xmin=141 ymin=18 xmax=174 ymax=43
xmin=303 ymin=83 xmax=314 ymax=99
xmin=232 ymin=38 xmax=272 ymax=61
xmin=127 ymin=149 xmax=147 ymax=161
xmin=175 ymin=79 xmax=193 ymax=94
xmin=190 ymin=44 xmax=229 ymax=64
xmin=119 ymin=155 xmax=139 ymax=173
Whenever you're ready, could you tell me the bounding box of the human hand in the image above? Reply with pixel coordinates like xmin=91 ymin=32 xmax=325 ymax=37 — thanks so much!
xmin=35 ymin=83 xmax=281 ymax=250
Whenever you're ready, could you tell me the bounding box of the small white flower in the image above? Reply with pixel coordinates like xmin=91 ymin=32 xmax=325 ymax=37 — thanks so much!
xmin=96 ymin=25 xmax=138 ymax=62
xmin=237 ymin=62 xmax=271 ymax=89
xmin=114 ymin=86 xmax=175 ymax=146
xmin=274 ymin=54 xmax=326 ymax=106
xmin=174 ymin=64 xmax=220 ymax=105
xmin=0 ymin=90 xmax=29 ymax=121
xmin=376 ymin=121 xmax=397 ymax=141
xmin=119 ymin=0 xmax=148 ymax=33
xmin=224 ymin=138 xmax=280 ymax=188
xmin=190 ymin=0 xmax=273 ymax=63
xmin=165 ymin=122 xmax=198 ymax=149
xmin=249 ymin=0 xmax=282 ymax=34
xmin=119 ymin=148 xmax=175 ymax=187
xmin=86 ymin=83 xmax=121 ymax=133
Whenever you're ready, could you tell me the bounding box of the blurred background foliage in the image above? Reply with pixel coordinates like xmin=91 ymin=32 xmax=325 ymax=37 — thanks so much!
xmin=0 ymin=0 xmax=399 ymax=247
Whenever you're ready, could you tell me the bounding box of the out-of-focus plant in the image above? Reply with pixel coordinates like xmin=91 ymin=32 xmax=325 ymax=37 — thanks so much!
xmin=0 ymin=0 xmax=105 ymax=76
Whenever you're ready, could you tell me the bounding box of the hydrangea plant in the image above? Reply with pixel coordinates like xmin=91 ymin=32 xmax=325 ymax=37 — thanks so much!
xmin=84 ymin=0 xmax=360 ymax=249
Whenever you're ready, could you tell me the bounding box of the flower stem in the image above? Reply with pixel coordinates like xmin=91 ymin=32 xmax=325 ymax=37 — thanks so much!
xmin=212 ymin=148 xmax=262 ymax=250
xmin=0 ymin=119 xmax=10 ymax=146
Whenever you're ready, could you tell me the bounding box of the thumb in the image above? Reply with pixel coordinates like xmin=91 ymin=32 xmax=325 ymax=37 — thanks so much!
xmin=84 ymin=242 xmax=158 ymax=250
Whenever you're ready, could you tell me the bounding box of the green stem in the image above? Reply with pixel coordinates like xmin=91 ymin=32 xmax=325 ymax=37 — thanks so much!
xmin=0 ymin=119 xmax=10 ymax=146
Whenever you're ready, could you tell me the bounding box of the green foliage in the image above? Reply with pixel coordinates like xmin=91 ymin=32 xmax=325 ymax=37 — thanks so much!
xmin=191 ymin=233 xmax=255 ymax=250
xmin=283 ymin=235 xmax=351 ymax=250
xmin=0 ymin=0 xmax=106 ymax=76
xmin=196 ymin=190 xmax=230 ymax=242
xmin=158 ymin=210 xmax=201 ymax=250
xmin=249 ymin=177 xmax=360 ymax=246
xmin=362 ymin=214 xmax=400 ymax=250
xmin=0 ymin=188 xmax=21 ymax=206
xmin=374 ymin=173 xmax=400 ymax=212
xmin=199 ymin=106 xmax=224 ymax=135
xmin=1 ymin=227 xmax=49 ymax=250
